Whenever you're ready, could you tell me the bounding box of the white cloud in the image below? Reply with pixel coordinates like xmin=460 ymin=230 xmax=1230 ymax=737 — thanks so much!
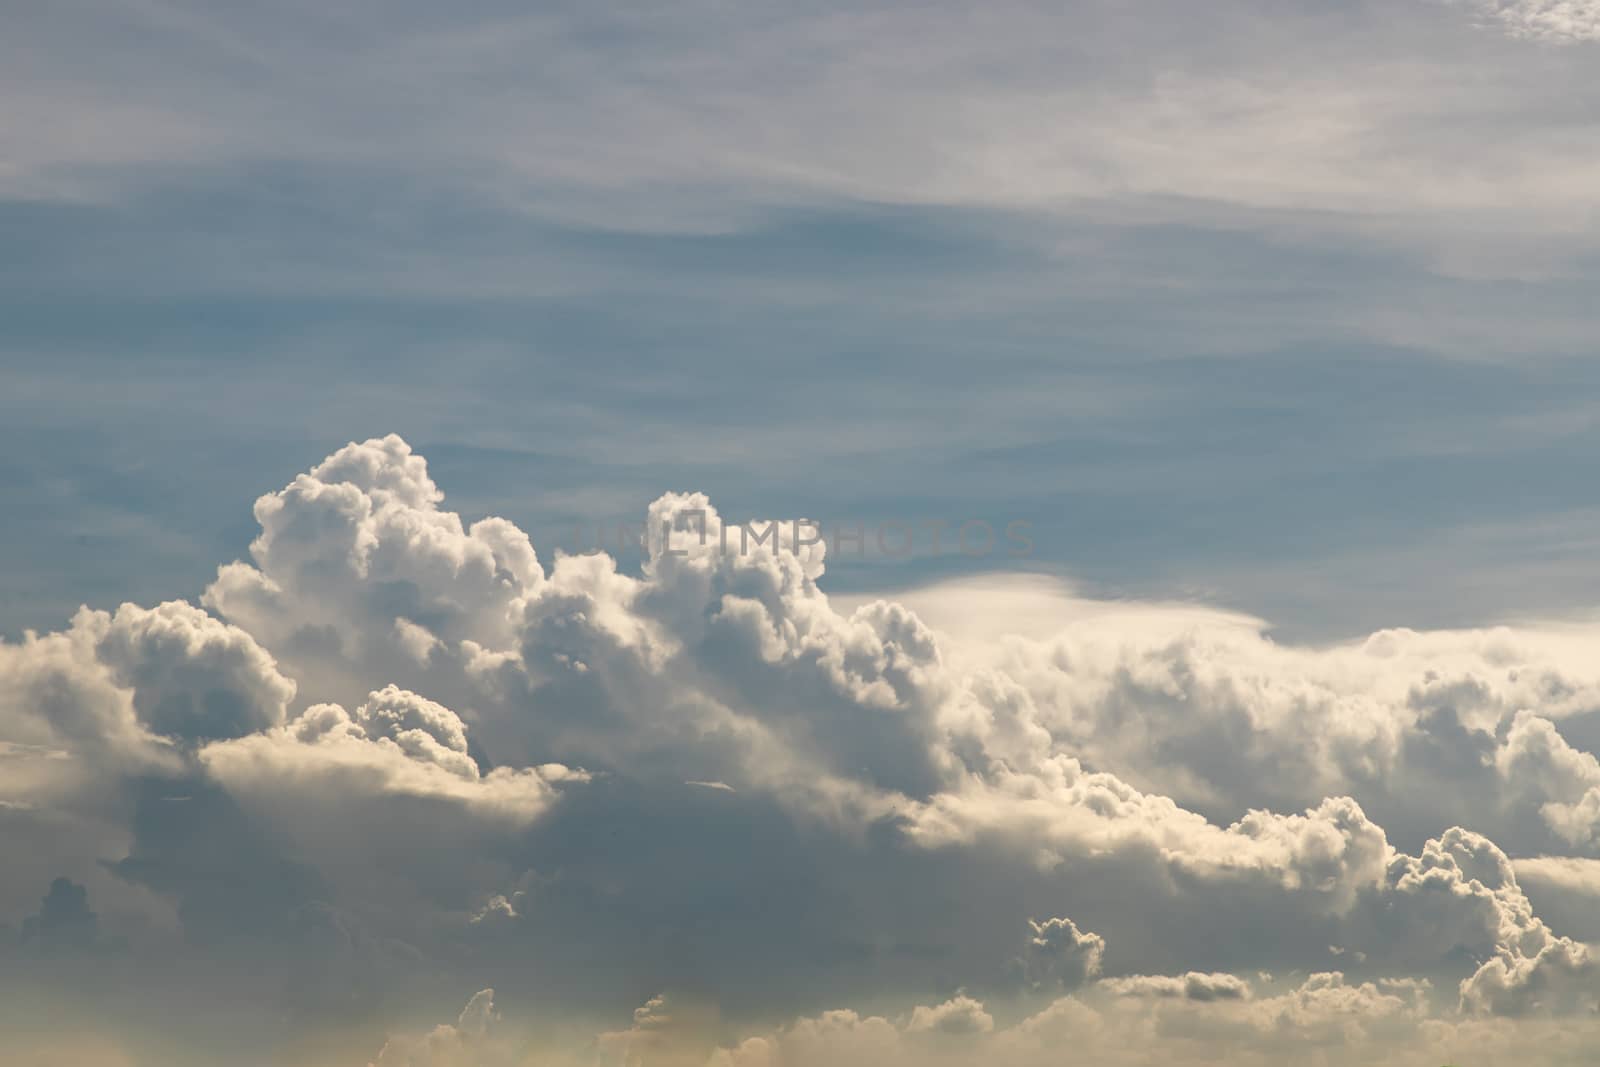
xmin=373 ymin=970 xmax=1600 ymax=1067
xmin=199 ymin=687 xmax=582 ymax=822
xmin=905 ymin=993 xmax=994 ymax=1034
xmin=1456 ymin=0 xmax=1600 ymax=42
xmin=1099 ymin=971 xmax=1251 ymax=1002
xmin=697 ymin=972 xmax=1446 ymax=1067
xmin=203 ymin=434 xmax=546 ymax=706
xmin=1513 ymin=854 xmax=1600 ymax=895
xmin=9 ymin=434 xmax=1600 ymax=1061
xmin=1497 ymin=710 xmax=1600 ymax=849
xmin=1015 ymin=915 xmax=1105 ymax=991
xmin=7 ymin=0 xmax=1600 ymax=253
xmin=92 ymin=600 xmax=297 ymax=743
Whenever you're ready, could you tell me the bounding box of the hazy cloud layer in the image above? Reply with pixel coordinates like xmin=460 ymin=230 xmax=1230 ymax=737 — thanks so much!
xmin=7 ymin=0 xmax=1600 ymax=654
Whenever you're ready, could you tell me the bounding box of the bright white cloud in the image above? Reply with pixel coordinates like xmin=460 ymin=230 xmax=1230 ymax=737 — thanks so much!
xmin=199 ymin=691 xmax=580 ymax=824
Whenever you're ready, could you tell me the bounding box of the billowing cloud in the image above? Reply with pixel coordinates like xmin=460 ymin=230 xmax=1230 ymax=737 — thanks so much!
xmin=1497 ymin=710 xmax=1600 ymax=849
xmin=1014 ymin=916 xmax=1105 ymax=991
xmin=5 ymin=435 xmax=1600 ymax=1063
xmin=905 ymin=993 xmax=994 ymax=1034
xmin=198 ymin=688 xmax=581 ymax=823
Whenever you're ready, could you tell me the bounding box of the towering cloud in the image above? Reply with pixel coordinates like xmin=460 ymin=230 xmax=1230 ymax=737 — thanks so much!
xmin=4 ymin=435 xmax=1600 ymax=1064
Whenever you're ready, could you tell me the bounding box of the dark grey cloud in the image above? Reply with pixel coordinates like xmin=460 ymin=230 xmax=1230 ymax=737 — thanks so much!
xmin=17 ymin=877 xmax=104 ymax=954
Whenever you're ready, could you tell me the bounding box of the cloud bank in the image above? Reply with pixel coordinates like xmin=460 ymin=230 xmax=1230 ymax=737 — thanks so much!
xmin=3 ymin=435 xmax=1600 ymax=1063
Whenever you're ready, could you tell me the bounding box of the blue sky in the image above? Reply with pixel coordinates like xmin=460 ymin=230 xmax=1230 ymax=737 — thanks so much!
xmin=5 ymin=0 xmax=1600 ymax=641
xmin=7 ymin=3 xmax=1600 ymax=1065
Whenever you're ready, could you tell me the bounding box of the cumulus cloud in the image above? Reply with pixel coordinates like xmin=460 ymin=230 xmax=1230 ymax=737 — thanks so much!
xmin=1013 ymin=916 xmax=1105 ymax=991
xmin=0 ymin=599 xmax=295 ymax=787
xmin=945 ymin=605 xmax=1600 ymax=852
xmin=0 ymin=600 xmax=299 ymax=921
xmin=905 ymin=993 xmax=994 ymax=1034
xmin=91 ymin=600 xmax=296 ymax=743
xmin=1496 ymin=710 xmax=1600 ymax=849
xmin=204 ymin=434 xmax=546 ymax=705
xmin=7 ymin=435 xmax=1600 ymax=1062
xmin=355 ymin=969 xmax=1600 ymax=1067
xmin=695 ymin=972 xmax=1448 ymax=1067
xmin=199 ymin=686 xmax=582 ymax=829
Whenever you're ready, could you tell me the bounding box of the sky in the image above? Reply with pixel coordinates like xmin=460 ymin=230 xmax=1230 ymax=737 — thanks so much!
xmin=3 ymin=1 xmax=1600 ymax=1064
